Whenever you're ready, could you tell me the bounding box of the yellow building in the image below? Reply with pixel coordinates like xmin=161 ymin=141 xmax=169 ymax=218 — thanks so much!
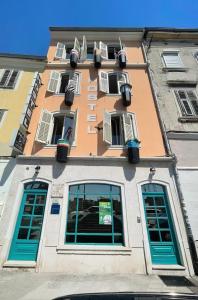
xmin=0 ymin=53 xmax=46 ymax=156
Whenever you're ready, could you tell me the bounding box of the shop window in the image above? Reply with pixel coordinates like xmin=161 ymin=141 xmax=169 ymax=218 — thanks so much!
xmin=65 ymin=183 xmax=123 ymax=245
xmin=99 ymin=71 xmax=128 ymax=94
xmin=47 ymin=71 xmax=80 ymax=94
xmin=0 ymin=69 xmax=19 ymax=89
xmin=103 ymin=111 xmax=138 ymax=146
xmin=35 ymin=110 xmax=77 ymax=145
xmin=174 ymin=89 xmax=198 ymax=117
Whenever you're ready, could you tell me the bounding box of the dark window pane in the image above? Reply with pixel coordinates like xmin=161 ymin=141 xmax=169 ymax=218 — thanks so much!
xmin=66 ymin=197 xmax=77 ymax=232
xmin=77 ymin=235 xmax=113 ymax=244
xmin=63 ymin=116 xmax=74 ymax=143
xmin=87 ymin=47 xmax=94 ymax=59
xmin=7 ymin=71 xmax=18 ymax=88
xmin=178 ymin=90 xmax=187 ymax=99
xmin=144 ymin=197 xmax=154 ymax=206
xmin=108 ymin=74 xmax=118 ymax=94
xmin=111 ymin=185 xmax=120 ymax=194
xmin=18 ymin=228 xmax=28 ymax=239
xmin=21 ymin=217 xmax=31 ymax=226
xmin=113 ymin=195 xmax=122 ymax=233
xmin=32 ymin=217 xmax=43 ymax=227
xmin=23 ymin=205 xmax=33 ymax=215
xmin=155 ymin=197 xmax=165 ymax=206
xmin=158 ymin=219 xmax=169 ymax=229
xmin=26 ymin=195 xmax=35 ymax=205
xmin=114 ymin=235 xmax=123 ymax=244
xmin=111 ymin=116 xmax=122 ymax=145
xmin=65 ymin=234 xmax=75 ymax=243
xmin=69 ymin=185 xmax=79 ymax=194
xmin=34 ymin=206 xmax=44 ymax=215
xmin=59 ymin=74 xmax=70 ymax=93
xmin=191 ymin=101 xmax=198 ymax=115
xmin=149 ymin=231 xmax=160 ymax=242
xmin=66 ymin=47 xmax=73 ymax=59
xmin=0 ymin=70 xmax=10 ymax=86
xmin=156 ymin=207 xmax=167 ymax=218
xmin=182 ymin=100 xmax=193 ymax=115
xmin=29 ymin=229 xmax=41 ymax=240
xmin=147 ymin=219 xmax=158 ymax=229
xmin=51 ymin=116 xmax=64 ymax=144
xmin=146 ymin=208 xmax=156 ymax=218
xmin=142 ymin=184 xmax=164 ymax=193
xmin=36 ymin=195 xmax=45 ymax=205
xmin=108 ymin=46 xmax=120 ymax=60
xmin=84 ymin=184 xmax=110 ymax=195
xmin=161 ymin=231 xmax=172 ymax=242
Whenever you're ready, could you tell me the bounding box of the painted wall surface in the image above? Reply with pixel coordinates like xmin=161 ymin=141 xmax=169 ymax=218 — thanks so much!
xmin=24 ymin=39 xmax=165 ymax=158
xmin=0 ymin=158 xmax=193 ymax=276
xmin=146 ymin=41 xmax=198 ymax=132
xmin=0 ymin=71 xmax=35 ymax=156
xmin=169 ymin=139 xmax=198 ymax=167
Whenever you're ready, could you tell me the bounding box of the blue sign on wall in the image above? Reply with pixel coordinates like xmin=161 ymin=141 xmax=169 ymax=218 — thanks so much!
xmin=51 ymin=203 xmax=60 ymax=214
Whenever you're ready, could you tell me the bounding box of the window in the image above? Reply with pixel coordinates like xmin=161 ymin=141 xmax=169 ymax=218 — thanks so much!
xmin=65 ymin=183 xmax=123 ymax=245
xmin=162 ymin=51 xmax=183 ymax=69
xmin=98 ymin=41 xmax=124 ymax=60
xmin=99 ymin=71 xmax=128 ymax=94
xmin=55 ymin=37 xmax=86 ymax=60
xmin=103 ymin=111 xmax=138 ymax=146
xmin=47 ymin=71 xmax=80 ymax=94
xmin=35 ymin=110 xmax=77 ymax=145
xmin=174 ymin=89 xmax=198 ymax=117
xmin=0 ymin=69 xmax=19 ymax=89
xmin=86 ymin=46 xmax=94 ymax=60
xmin=0 ymin=109 xmax=6 ymax=127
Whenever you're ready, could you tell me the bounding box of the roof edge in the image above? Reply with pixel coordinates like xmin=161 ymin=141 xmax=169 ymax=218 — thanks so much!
xmin=0 ymin=53 xmax=47 ymax=61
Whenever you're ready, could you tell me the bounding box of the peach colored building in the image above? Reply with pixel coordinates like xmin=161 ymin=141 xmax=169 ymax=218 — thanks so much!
xmin=0 ymin=28 xmax=194 ymax=276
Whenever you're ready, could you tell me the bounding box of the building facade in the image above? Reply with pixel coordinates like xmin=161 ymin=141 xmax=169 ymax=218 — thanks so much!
xmin=144 ymin=29 xmax=198 ymax=270
xmin=0 ymin=54 xmax=46 ymax=223
xmin=0 ymin=28 xmax=194 ymax=276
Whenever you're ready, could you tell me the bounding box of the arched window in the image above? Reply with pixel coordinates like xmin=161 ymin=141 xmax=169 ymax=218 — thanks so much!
xmin=65 ymin=183 xmax=123 ymax=245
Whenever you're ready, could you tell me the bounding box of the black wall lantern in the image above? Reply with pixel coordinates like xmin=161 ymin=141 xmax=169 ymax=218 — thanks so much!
xmin=127 ymin=139 xmax=140 ymax=164
xmin=70 ymin=49 xmax=79 ymax=68
xmin=120 ymin=83 xmax=132 ymax=107
xmin=56 ymin=139 xmax=69 ymax=163
xmin=64 ymin=89 xmax=74 ymax=106
xmin=118 ymin=49 xmax=127 ymax=68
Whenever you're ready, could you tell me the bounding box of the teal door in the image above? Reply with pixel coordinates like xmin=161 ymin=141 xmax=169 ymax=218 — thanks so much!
xmin=142 ymin=184 xmax=180 ymax=265
xmin=9 ymin=182 xmax=48 ymax=261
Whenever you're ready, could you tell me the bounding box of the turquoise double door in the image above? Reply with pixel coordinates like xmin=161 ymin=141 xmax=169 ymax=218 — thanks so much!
xmin=142 ymin=184 xmax=180 ymax=265
xmin=9 ymin=182 xmax=48 ymax=261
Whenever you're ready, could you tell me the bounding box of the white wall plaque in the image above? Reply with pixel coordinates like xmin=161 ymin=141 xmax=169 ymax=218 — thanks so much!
xmin=51 ymin=184 xmax=64 ymax=198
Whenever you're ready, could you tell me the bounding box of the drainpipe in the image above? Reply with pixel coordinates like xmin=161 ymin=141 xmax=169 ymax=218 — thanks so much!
xmin=141 ymin=30 xmax=198 ymax=275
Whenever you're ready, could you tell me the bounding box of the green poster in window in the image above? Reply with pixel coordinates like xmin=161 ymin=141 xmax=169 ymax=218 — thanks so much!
xmin=99 ymin=201 xmax=112 ymax=225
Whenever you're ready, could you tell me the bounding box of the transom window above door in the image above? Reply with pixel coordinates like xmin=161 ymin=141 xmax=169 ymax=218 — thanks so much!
xmin=47 ymin=71 xmax=80 ymax=94
xmin=65 ymin=183 xmax=124 ymax=245
xmin=99 ymin=71 xmax=128 ymax=94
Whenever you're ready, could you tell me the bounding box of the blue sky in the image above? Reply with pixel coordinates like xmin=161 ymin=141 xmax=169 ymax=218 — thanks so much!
xmin=0 ymin=0 xmax=197 ymax=56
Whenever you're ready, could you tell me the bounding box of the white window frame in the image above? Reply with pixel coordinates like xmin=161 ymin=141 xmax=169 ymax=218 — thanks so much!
xmin=47 ymin=71 xmax=80 ymax=95
xmin=0 ymin=69 xmax=20 ymax=89
xmin=103 ymin=111 xmax=138 ymax=147
xmin=35 ymin=110 xmax=78 ymax=146
xmin=161 ymin=50 xmax=184 ymax=69
xmin=0 ymin=109 xmax=7 ymax=128
xmin=173 ymin=88 xmax=198 ymax=117
xmin=99 ymin=71 xmax=129 ymax=95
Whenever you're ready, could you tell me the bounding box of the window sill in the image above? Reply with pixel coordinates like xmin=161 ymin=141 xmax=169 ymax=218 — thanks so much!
xmin=108 ymin=145 xmax=126 ymax=149
xmin=56 ymin=245 xmax=132 ymax=255
xmin=162 ymin=67 xmax=188 ymax=72
xmin=152 ymin=264 xmax=185 ymax=271
xmin=44 ymin=144 xmax=76 ymax=148
xmin=106 ymin=94 xmax=121 ymax=97
xmin=3 ymin=260 xmax=36 ymax=268
xmin=53 ymin=93 xmax=80 ymax=97
xmin=178 ymin=116 xmax=198 ymax=123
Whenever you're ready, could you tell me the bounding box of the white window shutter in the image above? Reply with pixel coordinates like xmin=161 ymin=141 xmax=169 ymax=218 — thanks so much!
xmin=99 ymin=41 xmax=108 ymax=60
xmin=35 ymin=110 xmax=52 ymax=144
xmin=74 ymin=37 xmax=81 ymax=54
xmin=80 ymin=36 xmax=87 ymax=61
xmin=99 ymin=71 xmax=109 ymax=93
xmin=66 ymin=73 xmax=79 ymax=94
xmin=163 ymin=53 xmax=183 ymax=68
xmin=103 ymin=111 xmax=112 ymax=144
xmin=117 ymin=73 xmax=127 ymax=93
xmin=55 ymin=42 xmax=66 ymax=59
xmin=47 ymin=71 xmax=60 ymax=93
xmin=123 ymin=113 xmax=134 ymax=143
xmin=71 ymin=109 xmax=78 ymax=144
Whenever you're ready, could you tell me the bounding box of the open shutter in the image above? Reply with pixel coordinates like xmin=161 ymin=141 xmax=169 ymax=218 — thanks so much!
xmin=35 ymin=110 xmax=52 ymax=144
xmin=99 ymin=71 xmax=109 ymax=93
xmin=175 ymin=90 xmax=193 ymax=116
xmin=66 ymin=73 xmax=79 ymax=94
xmin=117 ymin=73 xmax=127 ymax=93
xmin=103 ymin=111 xmax=112 ymax=144
xmin=74 ymin=37 xmax=81 ymax=54
xmin=99 ymin=41 xmax=108 ymax=60
xmin=187 ymin=90 xmax=198 ymax=115
xmin=80 ymin=36 xmax=87 ymax=61
xmin=55 ymin=42 xmax=66 ymax=59
xmin=119 ymin=37 xmax=123 ymax=50
xmin=123 ymin=113 xmax=134 ymax=143
xmin=7 ymin=70 xmax=19 ymax=88
xmin=47 ymin=71 xmax=60 ymax=93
